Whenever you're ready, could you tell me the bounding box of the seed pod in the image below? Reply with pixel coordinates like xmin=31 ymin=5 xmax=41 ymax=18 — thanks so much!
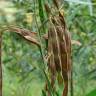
xmin=49 ymin=27 xmax=61 ymax=72
xmin=56 ymin=26 xmax=69 ymax=96
xmin=48 ymin=28 xmax=56 ymax=89
xmin=7 ymin=26 xmax=40 ymax=47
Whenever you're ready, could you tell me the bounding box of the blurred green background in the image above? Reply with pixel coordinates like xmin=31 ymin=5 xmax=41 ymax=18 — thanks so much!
xmin=0 ymin=0 xmax=96 ymax=96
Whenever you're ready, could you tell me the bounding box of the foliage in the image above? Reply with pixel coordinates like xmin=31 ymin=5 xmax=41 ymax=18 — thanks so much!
xmin=0 ymin=0 xmax=96 ymax=96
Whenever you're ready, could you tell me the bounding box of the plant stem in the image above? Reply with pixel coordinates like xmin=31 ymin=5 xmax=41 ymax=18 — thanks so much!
xmin=0 ymin=31 xmax=2 ymax=96
xmin=34 ymin=0 xmax=46 ymax=65
xmin=70 ymin=68 xmax=73 ymax=96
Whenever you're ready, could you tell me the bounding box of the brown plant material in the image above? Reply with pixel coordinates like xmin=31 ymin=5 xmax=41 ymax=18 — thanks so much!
xmin=7 ymin=26 xmax=40 ymax=47
xmin=44 ymin=3 xmax=72 ymax=95
xmin=44 ymin=3 xmax=51 ymax=15
xmin=51 ymin=14 xmax=71 ymax=96
xmin=45 ymin=28 xmax=56 ymax=96
xmin=49 ymin=27 xmax=61 ymax=72
xmin=43 ymin=33 xmax=81 ymax=46
xmin=56 ymin=25 xmax=71 ymax=96
xmin=52 ymin=0 xmax=59 ymax=9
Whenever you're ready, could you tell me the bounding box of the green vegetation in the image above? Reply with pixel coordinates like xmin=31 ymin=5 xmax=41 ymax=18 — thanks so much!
xmin=0 ymin=0 xmax=96 ymax=96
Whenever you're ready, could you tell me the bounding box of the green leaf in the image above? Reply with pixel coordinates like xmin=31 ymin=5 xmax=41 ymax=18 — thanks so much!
xmin=43 ymin=69 xmax=54 ymax=96
xmin=86 ymin=89 xmax=96 ymax=96
xmin=38 ymin=0 xmax=46 ymax=33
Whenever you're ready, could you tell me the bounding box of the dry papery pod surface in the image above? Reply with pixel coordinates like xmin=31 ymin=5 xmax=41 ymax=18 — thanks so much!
xmin=44 ymin=3 xmax=72 ymax=96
